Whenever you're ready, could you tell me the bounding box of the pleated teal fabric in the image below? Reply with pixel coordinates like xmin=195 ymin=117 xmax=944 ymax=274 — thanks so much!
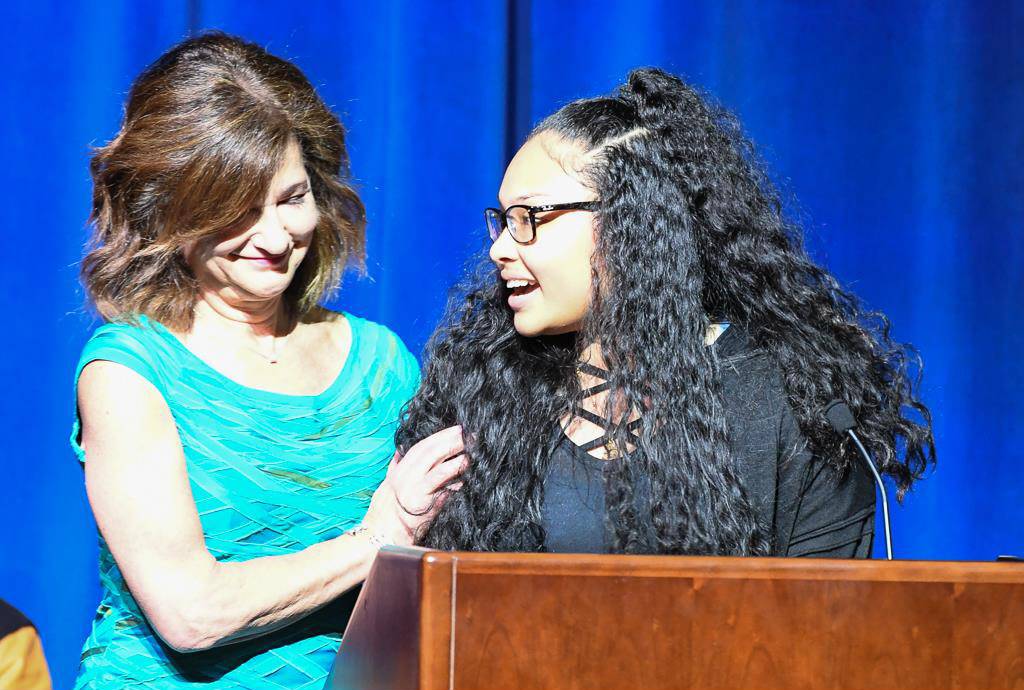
xmin=69 ymin=313 xmax=419 ymax=689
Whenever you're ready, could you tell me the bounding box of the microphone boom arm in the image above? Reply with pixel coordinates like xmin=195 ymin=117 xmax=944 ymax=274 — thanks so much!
xmin=847 ymin=429 xmax=893 ymax=560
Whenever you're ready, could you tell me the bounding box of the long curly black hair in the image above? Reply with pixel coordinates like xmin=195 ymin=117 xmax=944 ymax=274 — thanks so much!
xmin=396 ymin=68 xmax=934 ymax=555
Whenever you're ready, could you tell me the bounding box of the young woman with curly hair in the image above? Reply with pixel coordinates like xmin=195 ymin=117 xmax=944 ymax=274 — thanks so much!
xmin=398 ymin=68 xmax=934 ymax=558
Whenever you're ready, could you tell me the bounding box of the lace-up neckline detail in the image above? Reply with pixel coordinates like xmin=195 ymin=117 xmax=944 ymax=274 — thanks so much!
xmin=571 ymin=362 xmax=643 ymax=458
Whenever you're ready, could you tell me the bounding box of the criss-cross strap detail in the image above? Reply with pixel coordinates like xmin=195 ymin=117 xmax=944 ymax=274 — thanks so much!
xmin=578 ymin=417 xmax=643 ymax=452
xmin=575 ymin=407 xmax=611 ymax=428
xmin=581 ymin=381 xmax=611 ymax=397
xmin=577 ymin=362 xmax=611 ymax=397
xmin=574 ymin=362 xmax=643 ymax=455
xmin=577 ymin=361 xmax=607 ymax=378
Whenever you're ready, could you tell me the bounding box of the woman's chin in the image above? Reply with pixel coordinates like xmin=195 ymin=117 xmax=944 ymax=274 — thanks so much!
xmin=231 ymin=277 xmax=294 ymax=302
xmin=513 ymin=314 xmax=579 ymax=338
xmin=512 ymin=313 xmax=542 ymax=338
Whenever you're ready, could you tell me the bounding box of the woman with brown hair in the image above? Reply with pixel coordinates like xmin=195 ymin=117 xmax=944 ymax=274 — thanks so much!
xmin=72 ymin=32 xmax=463 ymax=688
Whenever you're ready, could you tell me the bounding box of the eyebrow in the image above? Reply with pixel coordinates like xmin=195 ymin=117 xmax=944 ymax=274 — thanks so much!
xmin=500 ymin=192 xmax=553 ymax=207
xmin=277 ymin=180 xmax=310 ymax=198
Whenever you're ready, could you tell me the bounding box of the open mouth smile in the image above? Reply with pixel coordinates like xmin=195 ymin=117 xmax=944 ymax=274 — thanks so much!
xmin=505 ymin=278 xmax=539 ymax=309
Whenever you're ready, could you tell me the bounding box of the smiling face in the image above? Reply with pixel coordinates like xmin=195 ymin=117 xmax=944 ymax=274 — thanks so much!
xmin=489 ymin=132 xmax=598 ymax=337
xmin=185 ymin=139 xmax=318 ymax=310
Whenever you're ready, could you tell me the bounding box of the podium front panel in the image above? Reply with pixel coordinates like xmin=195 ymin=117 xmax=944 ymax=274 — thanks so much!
xmin=331 ymin=549 xmax=1024 ymax=690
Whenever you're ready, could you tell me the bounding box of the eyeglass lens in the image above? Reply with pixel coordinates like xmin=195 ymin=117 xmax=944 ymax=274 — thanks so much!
xmin=486 ymin=206 xmax=534 ymax=242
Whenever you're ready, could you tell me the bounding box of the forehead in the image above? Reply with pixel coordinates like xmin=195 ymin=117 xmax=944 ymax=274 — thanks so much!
xmin=499 ymin=133 xmax=591 ymax=206
xmin=270 ymin=139 xmax=308 ymax=187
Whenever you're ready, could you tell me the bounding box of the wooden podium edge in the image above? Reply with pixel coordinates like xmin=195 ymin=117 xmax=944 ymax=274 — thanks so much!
xmin=438 ymin=551 xmax=1024 ymax=583
xmin=419 ymin=550 xmax=456 ymax=690
xmin=332 ymin=548 xmax=1024 ymax=690
xmin=328 ymin=546 xmax=428 ymax=689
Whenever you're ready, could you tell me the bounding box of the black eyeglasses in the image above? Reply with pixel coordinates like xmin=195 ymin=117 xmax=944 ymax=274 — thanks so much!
xmin=484 ymin=201 xmax=598 ymax=244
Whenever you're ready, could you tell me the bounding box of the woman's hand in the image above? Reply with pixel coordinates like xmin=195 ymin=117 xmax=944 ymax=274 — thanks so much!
xmin=361 ymin=426 xmax=467 ymax=546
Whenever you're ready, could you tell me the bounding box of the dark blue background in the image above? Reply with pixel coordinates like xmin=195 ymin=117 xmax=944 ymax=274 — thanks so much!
xmin=2 ymin=2 xmax=1021 ymax=686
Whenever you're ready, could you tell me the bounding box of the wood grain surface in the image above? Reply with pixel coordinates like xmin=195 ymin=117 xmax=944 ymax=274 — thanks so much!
xmin=331 ymin=550 xmax=1024 ymax=690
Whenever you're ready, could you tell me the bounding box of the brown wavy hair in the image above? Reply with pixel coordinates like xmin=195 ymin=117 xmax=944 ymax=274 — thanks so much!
xmin=82 ymin=31 xmax=366 ymax=330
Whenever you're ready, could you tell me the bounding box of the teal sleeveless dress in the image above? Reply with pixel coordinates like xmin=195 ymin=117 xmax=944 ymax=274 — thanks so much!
xmin=70 ymin=313 xmax=419 ymax=689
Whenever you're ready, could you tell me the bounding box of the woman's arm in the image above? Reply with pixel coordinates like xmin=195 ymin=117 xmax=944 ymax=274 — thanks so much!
xmin=79 ymin=360 xmax=464 ymax=652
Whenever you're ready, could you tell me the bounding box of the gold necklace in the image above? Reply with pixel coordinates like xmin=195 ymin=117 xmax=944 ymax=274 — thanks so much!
xmin=247 ymin=329 xmax=293 ymax=364
xmin=249 ymin=336 xmax=281 ymax=364
xmin=241 ymin=316 xmax=293 ymax=365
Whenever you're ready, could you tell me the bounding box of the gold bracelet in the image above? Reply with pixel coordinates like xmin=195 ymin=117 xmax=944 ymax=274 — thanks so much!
xmin=346 ymin=525 xmax=388 ymax=549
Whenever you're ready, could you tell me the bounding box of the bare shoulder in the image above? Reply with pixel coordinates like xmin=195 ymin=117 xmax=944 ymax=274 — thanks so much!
xmin=303 ymin=305 xmax=344 ymax=324
xmin=300 ymin=308 xmax=352 ymax=350
xmin=78 ymin=360 xmax=176 ymax=450
xmin=78 ymin=359 xmax=164 ymax=407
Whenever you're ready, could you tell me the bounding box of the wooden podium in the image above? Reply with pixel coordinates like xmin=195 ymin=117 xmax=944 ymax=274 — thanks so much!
xmin=328 ymin=546 xmax=1024 ymax=689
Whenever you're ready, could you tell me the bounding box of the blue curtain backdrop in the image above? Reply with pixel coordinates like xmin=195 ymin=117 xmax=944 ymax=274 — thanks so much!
xmin=2 ymin=1 xmax=1020 ymax=686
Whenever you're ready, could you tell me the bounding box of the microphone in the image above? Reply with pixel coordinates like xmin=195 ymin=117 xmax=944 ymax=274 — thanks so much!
xmin=823 ymin=400 xmax=893 ymax=560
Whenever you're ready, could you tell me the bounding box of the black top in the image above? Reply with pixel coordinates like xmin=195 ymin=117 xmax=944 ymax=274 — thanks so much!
xmin=0 ymin=598 xmax=34 ymax=639
xmin=542 ymin=326 xmax=876 ymax=557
